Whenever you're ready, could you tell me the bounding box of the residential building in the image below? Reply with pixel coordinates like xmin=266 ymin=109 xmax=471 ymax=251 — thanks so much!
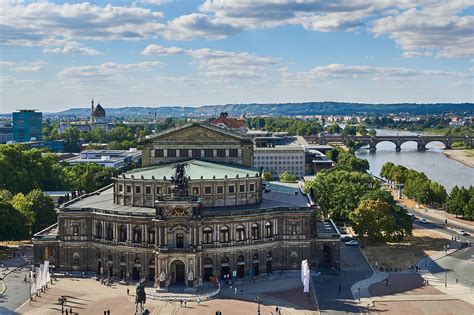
xmin=208 ymin=112 xmax=247 ymax=134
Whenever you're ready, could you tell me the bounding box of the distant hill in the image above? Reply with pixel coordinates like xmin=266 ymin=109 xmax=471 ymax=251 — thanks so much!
xmin=46 ymin=102 xmax=474 ymax=118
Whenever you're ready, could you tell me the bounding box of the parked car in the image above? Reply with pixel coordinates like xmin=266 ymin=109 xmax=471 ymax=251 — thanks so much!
xmin=457 ymin=230 xmax=470 ymax=236
xmin=419 ymin=218 xmax=429 ymax=224
xmin=345 ymin=240 xmax=359 ymax=246
xmin=340 ymin=235 xmax=353 ymax=242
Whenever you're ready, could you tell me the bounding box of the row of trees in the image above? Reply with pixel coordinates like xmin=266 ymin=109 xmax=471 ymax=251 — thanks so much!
xmin=0 ymin=145 xmax=118 ymax=195
xmin=380 ymin=162 xmax=447 ymax=207
xmin=247 ymin=117 xmax=323 ymax=136
xmin=304 ymin=148 xmax=412 ymax=241
xmin=0 ymin=189 xmax=56 ymax=240
xmin=446 ymin=186 xmax=474 ymax=220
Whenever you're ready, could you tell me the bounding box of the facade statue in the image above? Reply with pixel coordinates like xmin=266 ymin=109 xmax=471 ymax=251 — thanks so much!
xmin=159 ymin=271 xmax=166 ymax=281
xmin=187 ymin=270 xmax=194 ymax=281
xmin=171 ymin=163 xmax=188 ymax=189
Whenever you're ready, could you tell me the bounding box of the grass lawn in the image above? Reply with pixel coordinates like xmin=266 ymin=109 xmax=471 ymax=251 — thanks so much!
xmin=361 ymin=228 xmax=450 ymax=270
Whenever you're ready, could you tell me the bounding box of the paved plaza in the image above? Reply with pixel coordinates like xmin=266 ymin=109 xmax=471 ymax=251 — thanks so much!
xmin=16 ymin=272 xmax=319 ymax=315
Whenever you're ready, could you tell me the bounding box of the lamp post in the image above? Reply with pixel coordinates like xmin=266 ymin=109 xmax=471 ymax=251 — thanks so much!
xmin=254 ymin=296 xmax=263 ymax=315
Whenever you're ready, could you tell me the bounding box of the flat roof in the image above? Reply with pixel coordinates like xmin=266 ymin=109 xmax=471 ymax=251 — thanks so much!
xmin=124 ymin=159 xmax=260 ymax=180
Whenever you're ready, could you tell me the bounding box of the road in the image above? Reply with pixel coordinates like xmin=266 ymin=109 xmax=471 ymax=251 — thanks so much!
xmin=406 ymin=207 xmax=474 ymax=288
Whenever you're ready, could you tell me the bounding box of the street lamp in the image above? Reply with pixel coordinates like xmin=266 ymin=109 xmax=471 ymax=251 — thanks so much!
xmin=254 ymin=296 xmax=263 ymax=315
xmin=58 ymin=296 xmax=67 ymax=314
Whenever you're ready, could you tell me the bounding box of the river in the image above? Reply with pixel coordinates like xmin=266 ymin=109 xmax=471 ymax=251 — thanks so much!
xmin=355 ymin=129 xmax=474 ymax=191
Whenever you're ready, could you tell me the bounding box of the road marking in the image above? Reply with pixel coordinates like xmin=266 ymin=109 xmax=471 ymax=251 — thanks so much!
xmin=15 ymin=297 xmax=31 ymax=312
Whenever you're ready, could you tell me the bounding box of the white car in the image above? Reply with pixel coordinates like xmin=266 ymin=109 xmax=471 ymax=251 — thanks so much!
xmin=457 ymin=230 xmax=470 ymax=236
xmin=345 ymin=240 xmax=359 ymax=246
xmin=419 ymin=218 xmax=429 ymax=224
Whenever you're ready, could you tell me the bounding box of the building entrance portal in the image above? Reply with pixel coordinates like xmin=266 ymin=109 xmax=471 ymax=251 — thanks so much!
xmin=170 ymin=260 xmax=185 ymax=283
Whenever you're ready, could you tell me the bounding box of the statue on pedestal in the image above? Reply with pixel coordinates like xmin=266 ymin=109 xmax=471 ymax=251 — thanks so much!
xmin=135 ymin=282 xmax=146 ymax=313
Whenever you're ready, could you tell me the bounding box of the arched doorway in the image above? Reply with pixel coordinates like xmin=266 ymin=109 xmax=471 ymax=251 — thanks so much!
xmin=220 ymin=257 xmax=230 ymax=279
xmin=319 ymin=245 xmax=332 ymax=267
xmin=97 ymin=260 xmax=102 ymax=275
xmin=266 ymin=251 xmax=272 ymax=274
xmin=237 ymin=255 xmax=245 ymax=278
xmin=170 ymin=260 xmax=185 ymax=283
xmin=252 ymin=254 xmax=259 ymax=276
xmin=203 ymin=257 xmax=213 ymax=281
xmin=132 ymin=257 xmax=141 ymax=281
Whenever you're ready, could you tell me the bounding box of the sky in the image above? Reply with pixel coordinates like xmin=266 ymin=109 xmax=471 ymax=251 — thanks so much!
xmin=0 ymin=0 xmax=473 ymax=113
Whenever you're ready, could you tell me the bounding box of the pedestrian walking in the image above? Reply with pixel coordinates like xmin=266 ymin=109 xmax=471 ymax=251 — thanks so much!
xmin=66 ymin=309 xmax=69 ymax=315
xmin=385 ymin=278 xmax=389 ymax=286
xmin=127 ymin=288 xmax=129 ymax=295
xmin=70 ymin=308 xmax=73 ymax=315
xmin=180 ymin=299 xmax=183 ymax=307
xmin=184 ymin=300 xmax=187 ymax=308
xmin=107 ymin=309 xmax=110 ymax=315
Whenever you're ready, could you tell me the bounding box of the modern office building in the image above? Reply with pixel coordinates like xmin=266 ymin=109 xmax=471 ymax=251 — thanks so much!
xmin=33 ymin=123 xmax=340 ymax=290
xmin=0 ymin=127 xmax=13 ymax=144
xmin=12 ymin=109 xmax=42 ymax=142
xmin=64 ymin=149 xmax=142 ymax=169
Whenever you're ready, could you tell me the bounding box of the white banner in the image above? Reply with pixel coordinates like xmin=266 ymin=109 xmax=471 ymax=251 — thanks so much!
xmin=302 ymin=260 xmax=310 ymax=293
xmin=44 ymin=261 xmax=50 ymax=285
xmin=35 ymin=267 xmax=42 ymax=291
xmin=301 ymin=260 xmax=307 ymax=283
xmin=30 ymin=271 xmax=37 ymax=295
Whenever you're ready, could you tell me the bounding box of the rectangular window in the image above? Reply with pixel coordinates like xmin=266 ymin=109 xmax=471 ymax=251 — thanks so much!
xmin=229 ymin=149 xmax=238 ymax=157
xmin=217 ymin=149 xmax=226 ymax=157
xmin=228 ymin=185 xmax=235 ymax=193
xmin=204 ymin=186 xmax=212 ymax=194
xmin=217 ymin=186 xmax=224 ymax=194
xmin=192 ymin=149 xmax=201 ymax=158
xmin=145 ymin=186 xmax=151 ymax=194
xmin=192 ymin=187 xmax=199 ymax=195
xmin=167 ymin=149 xmax=176 ymax=157
xmin=239 ymin=184 xmax=245 ymax=193
xmin=135 ymin=186 xmax=141 ymax=194
xmin=126 ymin=185 xmax=131 ymax=193
xmin=179 ymin=149 xmax=189 ymax=157
xmin=155 ymin=149 xmax=164 ymax=157
xmin=204 ymin=149 xmax=213 ymax=157
xmin=118 ymin=185 xmax=123 ymax=192
xmin=249 ymin=184 xmax=255 ymax=192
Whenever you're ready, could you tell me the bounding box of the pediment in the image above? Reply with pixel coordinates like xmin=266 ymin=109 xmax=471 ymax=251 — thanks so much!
xmin=151 ymin=124 xmax=244 ymax=143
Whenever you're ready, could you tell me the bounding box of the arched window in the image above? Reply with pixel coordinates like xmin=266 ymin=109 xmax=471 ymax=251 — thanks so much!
xmin=251 ymin=223 xmax=259 ymax=240
xmin=203 ymin=226 xmax=213 ymax=244
xmin=119 ymin=225 xmax=127 ymax=242
xmin=96 ymin=222 xmax=102 ymax=239
xmin=219 ymin=226 xmax=229 ymax=243
xmin=72 ymin=252 xmax=80 ymax=265
xmin=107 ymin=223 xmax=114 ymax=241
xmin=148 ymin=227 xmax=156 ymax=244
xmin=133 ymin=226 xmax=142 ymax=243
xmin=236 ymin=225 xmax=245 ymax=241
xmin=265 ymin=221 xmax=272 ymax=238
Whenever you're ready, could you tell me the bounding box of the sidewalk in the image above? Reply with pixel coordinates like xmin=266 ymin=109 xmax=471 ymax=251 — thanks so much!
xmin=350 ymin=272 xmax=388 ymax=300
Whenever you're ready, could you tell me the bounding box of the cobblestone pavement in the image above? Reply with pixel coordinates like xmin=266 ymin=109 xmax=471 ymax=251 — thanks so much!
xmin=312 ymin=243 xmax=373 ymax=314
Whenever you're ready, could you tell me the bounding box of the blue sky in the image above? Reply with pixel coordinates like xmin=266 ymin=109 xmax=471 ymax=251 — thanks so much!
xmin=0 ymin=0 xmax=473 ymax=113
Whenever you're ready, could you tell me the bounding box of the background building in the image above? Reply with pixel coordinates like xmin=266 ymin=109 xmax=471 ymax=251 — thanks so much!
xmin=64 ymin=149 xmax=142 ymax=169
xmin=13 ymin=109 xmax=42 ymax=142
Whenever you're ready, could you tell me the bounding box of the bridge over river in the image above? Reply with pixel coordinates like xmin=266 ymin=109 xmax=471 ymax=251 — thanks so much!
xmin=305 ymin=135 xmax=474 ymax=152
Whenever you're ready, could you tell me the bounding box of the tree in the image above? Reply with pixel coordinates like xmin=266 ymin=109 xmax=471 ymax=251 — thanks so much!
xmin=27 ymin=189 xmax=57 ymax=234
xmin=325 ymin=124 xmax=341 ymax=134
xmin=11 ymin=193 xmax=35 ymax=236
xmin=279 ymin=171 xmax=297 ymax=182
xmin=342 ymin=125 xmax=357 ymax=136
xmin=63 ymin=163 xmax=118 ymax=193
xmin=337 ymin=151 xmax=369 ymax=173
xmin=62 ymin=127 xmax=81 ymax=152
xmin=0 ymin=198 xmax=27 ymax=240
xmin=262 ymin=171 xmax=273 ymax=181
xmin=446 ymin=186 xmax=469 ymax=217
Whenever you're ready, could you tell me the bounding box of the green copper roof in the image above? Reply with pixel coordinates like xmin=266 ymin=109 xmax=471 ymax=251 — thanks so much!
xmin=123 ymin=159 xmax=260 ymax=180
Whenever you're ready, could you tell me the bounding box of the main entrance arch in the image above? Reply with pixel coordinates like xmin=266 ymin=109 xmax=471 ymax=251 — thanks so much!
xmin=170 ymin=260 xmax=185 ymax=283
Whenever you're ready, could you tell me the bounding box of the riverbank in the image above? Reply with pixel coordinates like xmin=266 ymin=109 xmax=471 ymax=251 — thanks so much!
xmin=443 ymin=149 xmax=474 ymax=168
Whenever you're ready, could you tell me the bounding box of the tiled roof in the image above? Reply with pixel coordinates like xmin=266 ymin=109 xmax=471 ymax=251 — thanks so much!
xmin=210 ymin=115 xmax=246 ymax=129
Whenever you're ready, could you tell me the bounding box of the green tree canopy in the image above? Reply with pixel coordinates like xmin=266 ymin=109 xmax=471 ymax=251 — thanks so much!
xmin=279 ymin=171 xmax=297 ymax=182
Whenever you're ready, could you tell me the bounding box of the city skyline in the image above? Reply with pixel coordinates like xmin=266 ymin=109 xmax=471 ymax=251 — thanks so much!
xmin=1 ymin=0 xmax=473 ymax=112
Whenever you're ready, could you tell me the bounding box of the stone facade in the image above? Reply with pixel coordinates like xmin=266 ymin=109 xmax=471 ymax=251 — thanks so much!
xmin=33 ymin=122 xmax=340 ymax=289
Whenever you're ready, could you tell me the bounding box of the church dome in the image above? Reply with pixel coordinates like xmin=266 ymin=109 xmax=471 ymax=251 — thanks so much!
xmin=93 ymin=103 xmax=105 ymax=118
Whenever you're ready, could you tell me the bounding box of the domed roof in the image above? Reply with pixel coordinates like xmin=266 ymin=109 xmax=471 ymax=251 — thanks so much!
xmin=93 ymin=103 xmax=105 ymax=117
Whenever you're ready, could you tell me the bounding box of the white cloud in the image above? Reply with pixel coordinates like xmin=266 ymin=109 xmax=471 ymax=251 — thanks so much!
xmin=58 ymin=61 xmax=166 ymax=81
xmin=141 ymin=44 xmax=185 ymax=55
xmin=401 ymin=51 xmax=433 ymax=58
xmin=187 ymin=48 xmax=278 ymax=79
xmin=285 ymin=63 xmax=467 ymax=82
xmin=10 ymin=61 xmax=46 ymax=73
xmin=43 ymin=42 xmax=101 ymax=56
xmin=164 ymin=13 xmax=240 ymax=40
xmin=1 ymin=1 xmax=165 ymax=48
xmin=0 ymin=61 xmax=17 ymax=67
xmin=372 ymin=4 xmax=474 ymax=58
